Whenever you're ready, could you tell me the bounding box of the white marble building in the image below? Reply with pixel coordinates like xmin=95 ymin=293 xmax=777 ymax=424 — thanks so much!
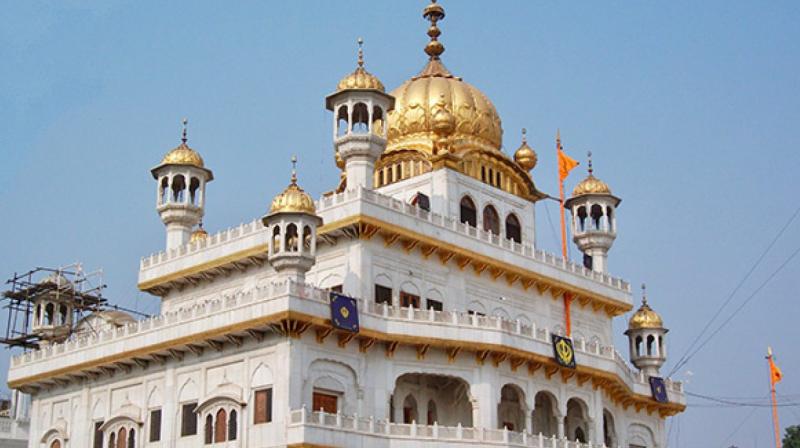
xmin=6 ymin=2 xmax=684 ymax=447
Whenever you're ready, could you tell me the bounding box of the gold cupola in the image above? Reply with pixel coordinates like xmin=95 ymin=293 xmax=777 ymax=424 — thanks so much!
xmin=336 ymin=38 xmax=385 ymax=93
xmin=268 ymin=157 xmax=316 ymax=215
xmin=514 ymin=128 xmax=538 ymax=171
xmin=572 ymin=152 xmax=612 ymax=197
xmin=377 ymin=1 xmax=544 ymax=202
xmin=152 ymin=119 xmax=213 ymax=180
xmin=628 ymin=291 xmax=664 ymax=330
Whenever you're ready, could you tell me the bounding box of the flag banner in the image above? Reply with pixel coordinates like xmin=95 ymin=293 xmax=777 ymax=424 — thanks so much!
xmin=558 ymin=150 xmax=579 ymax=182
xmin=330 ymin=292 xmax=359 ymax=333
xmin=551 ymin=335 xmax=576 ymax=369
xmin=769 ymin=355 xmax=783 ymax=385
xmin=649 ymin=376 xmax=669 ymax=403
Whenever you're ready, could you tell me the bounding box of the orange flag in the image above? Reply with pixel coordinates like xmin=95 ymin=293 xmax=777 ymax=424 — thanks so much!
xmin=770 ymin=354 xmax=783 ymax=385
xmin=558 ymin=148 xmax=579 ymax=183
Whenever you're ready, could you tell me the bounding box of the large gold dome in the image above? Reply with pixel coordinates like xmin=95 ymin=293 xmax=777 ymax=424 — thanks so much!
xmin=386 ymin=59 xmax=502 ymax=155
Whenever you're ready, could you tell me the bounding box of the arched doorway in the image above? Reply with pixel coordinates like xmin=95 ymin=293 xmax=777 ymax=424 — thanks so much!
xmin=497 ymin=384 xmax=526 ymax=431
xmin=393 ymin=373 xmax=473 ymax=427
xmin=565 ymin=398 xmax=590 ymax=442
xmin=531 ymin=391 xmax=558 ymax=436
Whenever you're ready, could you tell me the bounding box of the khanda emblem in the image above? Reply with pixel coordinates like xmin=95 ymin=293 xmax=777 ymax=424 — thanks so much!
xmin=340 ymin=306 xmax=350 ymax=319
xmin=552 ymin=335 xmax=577 ymax=369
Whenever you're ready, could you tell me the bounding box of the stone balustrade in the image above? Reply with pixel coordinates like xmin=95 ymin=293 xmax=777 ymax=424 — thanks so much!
xmin=139 ymin=187 xmax=630 ymax=294
xmin=287 ymin=407 xmax=621 ymax=448
xmin=10 ymin=281 xmax=681 ymax=398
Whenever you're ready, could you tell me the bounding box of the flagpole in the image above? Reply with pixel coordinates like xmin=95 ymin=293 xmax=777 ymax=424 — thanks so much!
xmin=557 ymin=130 xmax=572 ymax=337
xmin=768 ymin=347 xmax=782 ymax=448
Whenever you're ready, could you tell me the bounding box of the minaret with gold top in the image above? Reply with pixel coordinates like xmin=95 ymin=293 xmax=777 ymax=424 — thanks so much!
xmin=261 ymin=157 xmax=322 ymax=283
xmin=626 ymin=285 xmax=668 ymax=377
xmin=326 ymin=38 xmax=395 ymax=190
xmin=564 ymin=152 xmax=620 ymax=273
xmin=151 ymin=119 xmax=214 ymax=251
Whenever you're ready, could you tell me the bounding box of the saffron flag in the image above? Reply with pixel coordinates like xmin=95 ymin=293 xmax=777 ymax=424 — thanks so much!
xmin=558 ymin=149 xmax=579 ymax=182
xmin=769 ymin=355 xmax=783 ymax=385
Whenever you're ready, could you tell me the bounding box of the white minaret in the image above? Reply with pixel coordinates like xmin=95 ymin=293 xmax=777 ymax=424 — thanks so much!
xmin=564 ymin=152 xmax=620 ymax=273
xmin=262 ymin=157 xmax=322 ymax=283
xmin=325 ymin=38 xmax=394 ymax=190
xmin=151 ymin=119 xmax=213 ymax=251
xmin=31 ymin=272 xmax=74 ymax=346
xmin=625 ymin=285 xmax=668 ymax=377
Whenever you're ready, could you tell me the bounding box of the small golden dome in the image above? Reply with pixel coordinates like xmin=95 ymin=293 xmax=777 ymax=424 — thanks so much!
xmin=162 ymin=142 xmax=205 ymax=168
xmin=514 ymin=129 xmax=538 ymax=171
xmin=572 ymin=152 xmax=611 ymax=196
xmin=190 ymin=225 xmax=208 ymax=243
xmin=628 ymin=299 xmax=664 ymax=330
xmin=269 ymin=162 xmax=316 ymax=215
xmin=336 ymin=38 xmax=385 ymax=93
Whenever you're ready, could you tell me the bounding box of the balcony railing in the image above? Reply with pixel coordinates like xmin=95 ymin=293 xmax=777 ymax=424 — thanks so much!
xmin=140 ymin=188 xmax=630 ymax=294
xmin=287 ymin=407 xmax=622 ymax=448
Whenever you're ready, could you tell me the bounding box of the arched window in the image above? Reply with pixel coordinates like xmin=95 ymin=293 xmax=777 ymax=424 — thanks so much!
xmin=189 ymin=177 xmax=200 ymax=206
xmin=606 ymin=206 xmax=614 ymax=231
xmin=172 ymin=175 xmax=186 ymax=203
xmin=426 ymin=400 xmax=437 ymax=425
xmin=635 ymin=335 xmax=643 ymax=357
xmin=505 ymin=214 xmax=521 ymax=243
xmin=285 ymin=224 xmax=298 ymax=252
xmin=204 ymin=415 xmax=213 ymax=444
xmin=483 ymin=205 xmax=500 ymax=235
xmin=575 ymin=427 xmax=586 ymax=443
xmin=108 ymin=432 xmax=115 ymax=448
xmin=402 ymin=394 xmax=418 ymax=424
xmin=647 ymin=335 xmax=655 ymax=356
xmin=336 ymin=106 xmax=348 ymax=137
xmin=127 ymin=428 xmax=135 ymax=448
xmin=272 ymin=226 xmax=281 ymax=253
xmin=50 ymin=441 xmax=61 ymax=448
xmin=303 ymin=225 xmax=312 ymax=251
xmin=228 ymin=410 xmax=238 ymax=441
xmin=214 ymin=409 xmax=227 ymax=443
xmin=460 ymin=196 xmax=477 ymax=227
xmin=116 ymin=428 xmax=126 ymax=448
xmin=603 ymin=409 xmax=617 ymax=447
xmin=59 ymin=305 xmax=68 ymax=325
xmin=45 ymin=303 xmax=54 ymax=325
xmin=372 ymin=105 xmax=384 ymax=135
xmin=576 ymin=206 xmax=587 ymax=232
xmin=351 ymin=103 xmax=369 ymax=133
xmin=34 ymin=305 xmax=41 ymax=325
xmin=160 ymin=177 xmax=169 ymax=204
xmin=590 ymin=204 xmax=603 ymax=230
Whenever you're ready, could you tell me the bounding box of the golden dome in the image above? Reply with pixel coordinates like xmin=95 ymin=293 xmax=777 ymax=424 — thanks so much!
xmin=572 ymin=153 xmax=611 ymax=196
xmin=336 ymin=38 xmax=385 ymax=92
xmin=269 ymin=169 xmax=316 ymax=215
xmin=514 ymin=129 xmax=538 ymax=171
xmin=190 ymin=225 xmax=208 ymax=243
xmin=386 ymin=60 xmax=502 ymax=155
xmin=161 ymin=142 xmax=205 ymax=169
xmin=628 ymin=299 xmax=664 ymax=330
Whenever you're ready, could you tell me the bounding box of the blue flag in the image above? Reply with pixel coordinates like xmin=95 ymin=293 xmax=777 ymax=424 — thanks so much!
xmin=330 ymin=292 xmax=359 ymax=333
xmin=649 ymin=376 xmax=668 ymax=403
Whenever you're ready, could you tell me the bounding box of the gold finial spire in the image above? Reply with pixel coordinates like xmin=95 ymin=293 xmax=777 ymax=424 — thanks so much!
xmin=587 ymin=151 xmax=594 ymax=175
xmin=423 ymin=0 xmax=446 ymax=60
xmin=181 ymin=118 xmax=188 ymax=144
xmin=641 ymin=283 xmax=648 ymax=306
xmin=357 ymin=37 xmax=364 ymax=68
xmin=556 ymin=128 xmax=562 ymax=150
xmin=522 ymin=128 xmax=528 ymax=144
xmin=290 ymin=155 xmax=298 ymax=185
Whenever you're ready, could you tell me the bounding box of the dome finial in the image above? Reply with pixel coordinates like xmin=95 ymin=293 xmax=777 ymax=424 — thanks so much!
xmin=521 ymin=128 xmax=527 ymax=144
xmin=423 ymin=0 xmax=446 ymax=60
xmin=290 ymin=155 xmax=298 ymax=185
xmin=587 ymin=150 xmax=594 ymax=175
xmin=181 ymin=118 xmax=188 ymax=144
xmin=641 ymin=283 xmax=648 ymax=306
xmin=357 ymin=37 xmax=364 ymax=68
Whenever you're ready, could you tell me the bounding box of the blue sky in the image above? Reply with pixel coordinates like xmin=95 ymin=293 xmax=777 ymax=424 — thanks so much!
xmin=1 ymin=1 xmax=799 ymax=446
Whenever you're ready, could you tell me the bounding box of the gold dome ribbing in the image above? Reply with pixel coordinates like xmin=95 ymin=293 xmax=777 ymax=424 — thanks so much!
xmin=628 ymin=300 xmax=664 ymax=330
xmin=336 ymin=38 xmax=385 ymax=92
xmin=269 ymin=168 xmax=316 ymax=215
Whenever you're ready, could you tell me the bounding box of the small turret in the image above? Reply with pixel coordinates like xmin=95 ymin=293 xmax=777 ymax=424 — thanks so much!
xmin=325 ymin=38 xmax=395 ymax=190
xmin=625 ymin=285 xmax=668 ymax=377
xmin=31 ymin=273 xmax=74 ymax=346
xmin=564 ymin=152 xmax=620 ymax=273
xmin=151 ymin=119 xmax=214 ymax=251
xmin=261 ymin=157 xmax=322 ymax=283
